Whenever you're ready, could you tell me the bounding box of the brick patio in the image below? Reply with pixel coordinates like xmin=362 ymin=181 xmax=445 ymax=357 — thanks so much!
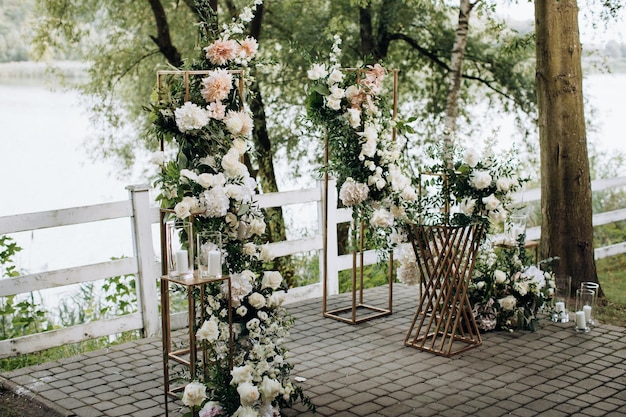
xmin=2 ymin=284 xmax=626 ymax=417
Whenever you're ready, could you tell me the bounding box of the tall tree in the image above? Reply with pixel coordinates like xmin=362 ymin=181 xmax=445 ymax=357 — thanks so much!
xmin=534 ymin=0 xmax=599 ymax=292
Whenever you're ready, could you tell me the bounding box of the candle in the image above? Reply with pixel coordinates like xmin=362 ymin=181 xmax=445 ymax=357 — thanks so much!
xmin=583 ymin=305 xmax=592 ymax=323
xmin=207 ymin=250 xmax=221 ymax=277
xmin=575 ymin=311 xmax=586 ymax=330
xmin=176 ymin=250 xmax=189 ymax=273
xmin=555 ymin=301 xmax=565 ymax=313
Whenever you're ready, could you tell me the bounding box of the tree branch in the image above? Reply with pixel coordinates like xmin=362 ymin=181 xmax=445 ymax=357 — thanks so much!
xmin=147 ymin=0 xmax=182 ymax=67
xmin=388 ymin=32 xmax=518 ymax=103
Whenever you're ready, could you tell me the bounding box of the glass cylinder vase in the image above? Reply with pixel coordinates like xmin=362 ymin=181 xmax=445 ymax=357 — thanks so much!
xmin=580 ymin=282 xmax=599 ymax=326
xmin=165 ymin=219 xmax=194 ymax=278
xmin=197 ymin=231 xmax=223 ymax=279
xmin=575 ymin=288 xmax=594 ymax=333
xmin=551 ymin=275 xmax=571 ymax=323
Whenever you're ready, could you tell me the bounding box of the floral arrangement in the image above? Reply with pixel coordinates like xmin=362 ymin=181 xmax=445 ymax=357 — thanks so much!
xmin=420 ymin=143 xmax=528 ymax=227
xmin=394 ymin=143 xmax=528 ymax=287
xmin=148 ymin=2 xmax=311 ymax=416
xmin=304 ymin=36 xmax=419 ymax=253
xmin=469 ymin=236 xmax=556 ymax=332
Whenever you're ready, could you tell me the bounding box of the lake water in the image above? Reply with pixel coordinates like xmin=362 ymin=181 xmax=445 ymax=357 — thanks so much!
xmin=1 ymin=73 xmax=625 ymax=277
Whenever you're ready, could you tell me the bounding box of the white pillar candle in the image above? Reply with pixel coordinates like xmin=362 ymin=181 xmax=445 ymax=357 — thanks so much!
xmin=176 ymin=249 xmax=189 ymax=273
xmin=575 ymin=310 xmax=586 ymax=329
xmin=555 ymin=301 xmax=565 ymax=313
xmin=583 ymin=305 xmax=592 ymax=323
xmin=207 ymin=250 xmax=221 ymax=276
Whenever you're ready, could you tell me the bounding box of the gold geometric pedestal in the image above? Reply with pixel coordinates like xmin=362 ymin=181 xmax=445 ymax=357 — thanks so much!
xmin=405 ymin=223 xmax=485 ymax=356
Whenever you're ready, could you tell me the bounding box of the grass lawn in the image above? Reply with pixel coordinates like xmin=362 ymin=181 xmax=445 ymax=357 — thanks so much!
xmin=596 ymin=253 xmax=626 ymax=327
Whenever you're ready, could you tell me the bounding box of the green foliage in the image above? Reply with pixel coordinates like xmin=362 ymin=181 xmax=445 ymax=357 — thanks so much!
xmin=0 ymin=0 xmax=33 ymax=62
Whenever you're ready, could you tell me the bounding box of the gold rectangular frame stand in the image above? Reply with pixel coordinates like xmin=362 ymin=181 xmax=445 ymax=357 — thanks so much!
xmin=320 ymin=68 xmax=398 ymax=325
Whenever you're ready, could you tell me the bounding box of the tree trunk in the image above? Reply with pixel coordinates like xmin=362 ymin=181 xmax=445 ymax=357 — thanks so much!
xmin=534 ymin=0 xmax=600 ymax=295
xmin=246 ymin=5 xmax=293 ymax=285
xmin=443 ymin=0 xmax=475 ymax=165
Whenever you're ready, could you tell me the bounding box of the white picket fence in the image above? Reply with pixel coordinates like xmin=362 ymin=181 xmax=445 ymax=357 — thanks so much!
xmin=0 ymin=177 xmax=625 ymax=358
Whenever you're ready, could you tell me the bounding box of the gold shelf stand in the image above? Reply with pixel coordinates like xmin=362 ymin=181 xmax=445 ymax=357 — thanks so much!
xmin=159 ymin=209 xmax=233 ymax=416
xmin=404 ymin=223 xmax=484 ymax=356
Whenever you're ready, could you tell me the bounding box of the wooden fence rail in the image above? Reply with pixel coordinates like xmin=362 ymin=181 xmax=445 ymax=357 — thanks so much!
xmin=0 ymin=177 xmax=625 ymax=358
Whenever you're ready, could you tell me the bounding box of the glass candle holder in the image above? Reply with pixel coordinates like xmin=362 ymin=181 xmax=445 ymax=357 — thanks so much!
xmin=197 ymin=231 xmax=223 ymax=279
xmin=580 ymin=282 xmax=599 ymax=326
xmin=166 ymin=219 xmax=194 ymax=278
xmin=506 ymin=214 xmax=527 ymax=245
xmin=551 ymin=275 xmax=571 ymax=323
xmin=575 ymin=288 xmax=593 ymax=333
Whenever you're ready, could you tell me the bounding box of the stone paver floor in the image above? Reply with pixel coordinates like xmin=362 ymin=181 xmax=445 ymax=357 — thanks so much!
xmin=2 ymin=284 xmax=626 ymax=417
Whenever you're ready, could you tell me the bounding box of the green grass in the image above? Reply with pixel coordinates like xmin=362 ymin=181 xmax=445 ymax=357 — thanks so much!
xmin=596 ymin=253 xmax=626 ymax=327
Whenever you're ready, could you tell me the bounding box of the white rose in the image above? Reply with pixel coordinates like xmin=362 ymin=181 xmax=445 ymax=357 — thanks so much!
xmin=459 ymin=197 xmax=476 ymax=215
xmin=180 ymin=169 xmax=198 ymax=182
xmin=242 ymin=242 xmax=256 ymax=256
xmin=249 ymin=217 xmax=266 ymax=236
xmin=268 ymin=291 xmax=286 ymax=307
xmin=258 ymin=244 xmax=275 ymax=262
xmin=307 ymin=63 xmax=327 ymax=80
xmin=232 ymin=138 xmax=248 ymax=154
xmin=259 ymin=376 xmax=283 ymax=401
xmin=248 ymin=292 xmax=266 ymax=309
xmin=232 ymin=406 xmax=257 ymax=417
xmin=327 ymin=68 xmax=344 ymax=84
xmin=470 ymin=170 xmax=492 ymax=190
xmin=347 ymin=107 xmax=361 ymax=128
xmin=494 ymin=270 xmax=507 ymax=284
xmin=476 ymin=281 xmax=485 ymax=289
xmin=482 ymin=194 xmax=500 ymax=211
xmin=261 ymin=271 xmax=283 ymax=290
xmin=237 ymin=382 xmax=260 ymax=406
xmin=181 ymin=381 xmax=206 ymax=407
xmin=463 ymin=148 xmax=480 ymax=168
xmin=196 ymin=319 xmax=219 ymax=342
xmin=150 ymin=151 xmax=165 ymax=166
xmin=496 ymin=177 xmax=513 ymax=192
xmin=326 ymin=97 xmax=341 ymax=110
xmin=231 ymin=365 xmax=253 ymax=385
xmin=236 ymin=305 xmax=248 ymax=316
xmin=370 ymin=208 xmax=394 ymax=228
xmin=488 ymin=207 xmax=507 ymax=224
xmin=174 ymin=201 xmax=191 ymax=218
xmin=498 ymin=295 xmax=517 ymax=311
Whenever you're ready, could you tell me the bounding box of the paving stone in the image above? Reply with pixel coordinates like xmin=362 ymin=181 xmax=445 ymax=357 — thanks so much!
xmin=0 ymin=285 xmax=625 ymax=417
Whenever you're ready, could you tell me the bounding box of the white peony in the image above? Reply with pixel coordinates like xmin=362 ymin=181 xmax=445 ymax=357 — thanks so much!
xmin=339 ymin=178 xmax=369 ymax=206
xmin=226 ymin=271 xmax=254 ymax=307
xmin=175 ymin=101 xmax=210 ymax=132
xmin=496 ymin=177 xmax=513 ymax=192
xmin=200 ymin=186 xmax=230 ymax=218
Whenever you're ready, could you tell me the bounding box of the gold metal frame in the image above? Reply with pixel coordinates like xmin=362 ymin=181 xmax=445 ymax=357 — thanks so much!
xmin=321 ymin=69 xmax=399 ymax=325
xmin=159 ymin=209 xmax=234 ymax=415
